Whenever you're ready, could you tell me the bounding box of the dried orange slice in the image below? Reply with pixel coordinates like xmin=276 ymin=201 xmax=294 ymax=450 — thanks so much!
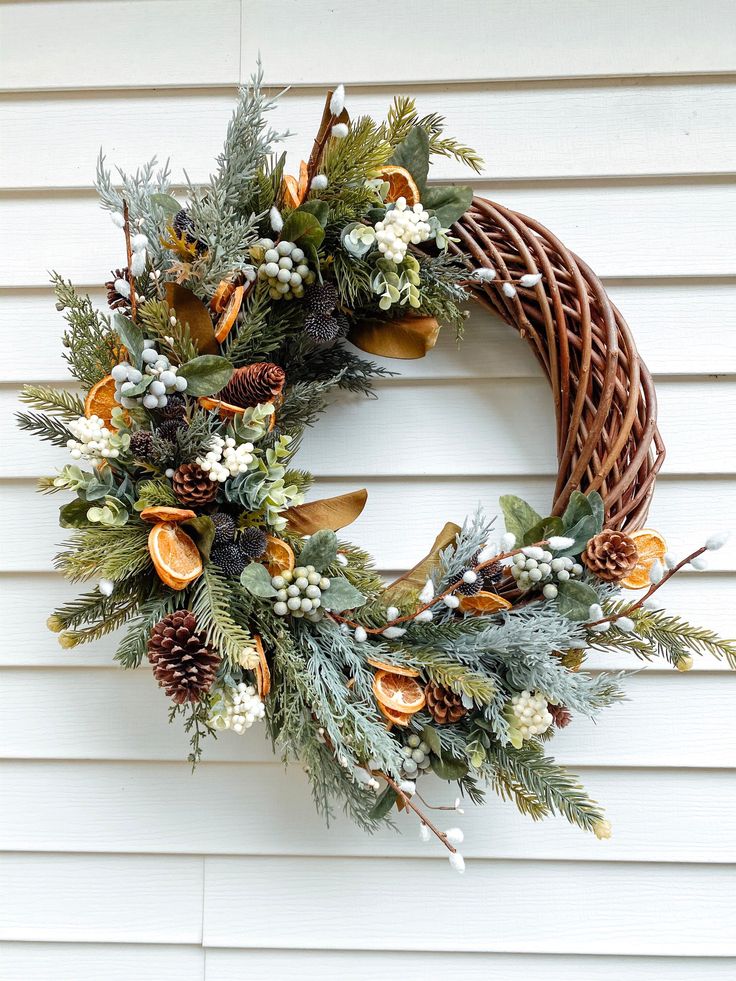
xmin=262 ymin=536 xmax=296 ymax=577
xmin=372 ymin=670 xmax=426 ymax=714
xmin=458 ymin=591 xmax=513 ymax=615
xmin=84 ymin=375 xmax=121 ymax=427
xmin=198 ymin=395 xmax=277 ymax=429
xmin=139 ymin=506 xmax=197 ymax=524
xmin=366 ymin=657 xmax=420 ymax=678
xmin=148 ymin=521 xmax=202 ymax=590
xmin=620 ymin=529 xmax=668 ymax=590
xmin=254 ymin=634 xmax=271 ymax=698
xmin=377 ymin=700 xmax=412 ymax=728
xmin=378 ymin=165 xmax=420 ymax=206
xmin=214 ymin=284 xmax=245 ymax=343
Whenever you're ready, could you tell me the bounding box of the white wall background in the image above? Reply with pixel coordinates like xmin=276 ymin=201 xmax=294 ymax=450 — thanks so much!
xmin=1 ymin=1 xmax=735 ymax=977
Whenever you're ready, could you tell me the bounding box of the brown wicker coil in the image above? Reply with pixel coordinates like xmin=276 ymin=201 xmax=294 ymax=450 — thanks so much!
xmin=449 ymin=197 xmax=665 ymax=532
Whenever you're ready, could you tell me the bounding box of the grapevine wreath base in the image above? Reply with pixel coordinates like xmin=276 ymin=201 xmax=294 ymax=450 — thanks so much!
xmin=20 ymin=71 xmax=734 ymax=868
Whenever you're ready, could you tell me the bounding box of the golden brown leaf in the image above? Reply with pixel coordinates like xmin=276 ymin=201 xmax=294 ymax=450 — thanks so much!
xmin=165 ymin=283 xmax=218 ymax=355
xmin=347 ymin=315 xmax=440 ymax=360
xmin=382 ymin=521 xmax=461 ymax=604
xmin=458 ymin=591 xmax=512 ymax=615
xmin=283 ymin=489 xmax=368 ymax=535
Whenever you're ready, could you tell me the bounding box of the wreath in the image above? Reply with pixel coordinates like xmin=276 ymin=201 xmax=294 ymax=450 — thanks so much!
xmin=19 ymin=70 xmax=734 ymax=870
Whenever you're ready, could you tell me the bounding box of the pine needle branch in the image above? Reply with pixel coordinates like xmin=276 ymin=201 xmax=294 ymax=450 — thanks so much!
xmin=16 ymin=411 xmax=71 ymax=447
xmin=19 ymin=385 xmax=84 ymax=420
xmin=190 ymin=566 xmax=257 ymax=669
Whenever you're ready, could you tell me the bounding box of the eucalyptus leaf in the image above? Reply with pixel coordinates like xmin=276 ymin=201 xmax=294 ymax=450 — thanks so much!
xmin=420 ymin=724 xmax=442 ymax=756
xmin=320 ymin=577 xmax=366 ymax=612
xmin=149 ymin=193 xmax=182 ymax=216
xmin=523 ymin=515 xmax=565 ymax=546
xmin=83 ymin=478 xmax=112 ymax=502
xmin=556 ymin=579 xmax=600 ymax=621
xmin=468 ymin=738 xmax=487 ymax=768
xmin=557 ymin=514 xmax=599 ymax=556
xmin=112 ymin=312 xmax=144 ymax=366
xmin=388 ymin=126 xmax=430 ymax=193
xmin=422 ymin=184 xmax=473 ymax=226
xmin=240 ymin=562 xmax=278 ymax=598
xmin=499 ymin=495 xmax=543 ymax=542
xmin=177 ymin=355 xmax=234 ymax=396
xmin=299 ymin=529 xmax=338 ymax=572
xmin=431 ymin=754 xmax=469 ymax=781
xmin=369 ymin=786 xmax=398 ymax=821
xmin=587 ymin=491 xmax=605 ymax=533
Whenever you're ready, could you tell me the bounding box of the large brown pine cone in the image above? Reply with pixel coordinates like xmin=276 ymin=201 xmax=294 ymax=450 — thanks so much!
xmin=147 ymin=609 xmax=220 ymax=704
xmin=425 ymin=683 xmax=467 ymax=725
xmin=218 ymin=363 xmax=286 ymax=408
xmin=581 ymin=529 xmax=639 ymax=581
xmin=172 ymin=463 xmax=218 ymax=507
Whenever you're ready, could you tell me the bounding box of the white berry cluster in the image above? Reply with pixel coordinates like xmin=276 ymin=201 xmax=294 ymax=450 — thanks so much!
xmin=511 ymin=546 xmax=583 ymax=598
xmin=255 ymin=238 xmax=316 ymax=300
xmin=209 ymin=682 xmax=265 ymax=734
xmin=112 ymin=340 xmax=187 ymax=410
xmin=272 ymin=565 xmax=330 ymax=621
xmin=508 ymin=690 xmax=554 ymax=741
xmin=374 ymin=197 xmax=432 ymax=263
xmin=66 ymin=415 xmax=125 ymax=465
xmin=400 ymin=733 xmax=432 ymax=778
xmin=197 ymin=435 xmax=255 ymax=482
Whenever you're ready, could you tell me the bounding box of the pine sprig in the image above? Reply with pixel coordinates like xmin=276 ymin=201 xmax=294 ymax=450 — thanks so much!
xmin=190 ymin=566 xmax=257 ymax=670
xmin=19 ymin=385 xmax=84 ymax=420
xmin=52 ymin=273 xmax=122 ymax=388
xmin=115 ymin=592 xmax=180 ymax=669
xmin=16 ymin=411 xmax=71 ymax=447
xmin=56 ymin=523 xmax=151 ymax=583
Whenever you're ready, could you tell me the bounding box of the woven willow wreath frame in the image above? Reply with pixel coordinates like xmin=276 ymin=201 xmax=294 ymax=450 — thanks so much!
xmin=19 ymin=74 xmax=731 ymax=866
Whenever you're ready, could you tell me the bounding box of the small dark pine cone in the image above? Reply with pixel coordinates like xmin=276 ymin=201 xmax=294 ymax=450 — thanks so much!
xmin=239 ymin=526 xmax=268 ymax=560
xmin=105 ymin=268 xmax=131 ymax=312
xmin=147 ymin=609 xmax=220 ymax=704
xmin=304 ymin=281 xmax=338 ymax=315
xmin=549 ymin=704 xmax=572 ymax=728
xmin=172 ymin=463 xmax=219 ymax=507
xmin=218 ymin=362 xmax=286 ymax=409
xmin=582 ymin=530 xmax=639 ymax=582
xmin=158 ymin=393 xmax=187 ymax=420
xmin=473 ymin=550 xmax=504 ymax=590
xmin=156 ymin=418 xmax=187 ymax=443
xmin=173 ymin=209 xmax=207 ymax=254
xmin=456 ymin=570 xmax=484 ymax=596
xmin=129 ymin=430 xmax=156 ymax=463
xmin=211 ymin=512 xmax=237 ymax=545
xmin=304 ymin=312 xmax=341 ymax=343
xmin=210 ymin=543 xmax=249 ymax=578
xmin=425 ymin=683 xmax=467 ymax=725
xmin=333 ymin=311 xmax=351 ymax=338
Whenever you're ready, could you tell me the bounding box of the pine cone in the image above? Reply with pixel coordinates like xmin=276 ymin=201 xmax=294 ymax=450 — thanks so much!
xmin=158 ymin=393 xmax=187 ymax=420
xmin=148 ymin=609 xmax=219 ymax=704
xmin=129 ymin=430 xmax=156 ymax=463
xmin=582 ymin=530 xmax=639 ymax=582
xmin=425 ymin=683 xmax=467 ymax=725
xmin=305 ymin=312 xmax=341 ymax=343
xmin=473 ymin=550 xmax=504 ymax=590
xmin=240 ymin=527 xmax=268 ymax=560
xmin=218 ymin=363 xmax=286 ymax=409
xmin=549 ymin=704 xmax=572 ymax=728
xmin=456 ymin=572 xmax=483 ymax=596
xmin=105 ymin=268 xmax=131 ymax=312
xmin=304 ymin=281 xmax=338 ymax=315
xmin=172 ymin=463 xmax=218 ymax=507
xmin=210 ymin=543 xmax=248 ymax=578
xmin=156 ymin=418 xmax=187 ymax=443
xmin=211 ymin=512 xmax=237 ymax=545
xmin=173 ymin=209 xmax=206 ymax=254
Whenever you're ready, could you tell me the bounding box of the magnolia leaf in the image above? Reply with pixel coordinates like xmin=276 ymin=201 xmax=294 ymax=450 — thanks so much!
xmin=587 ymin=491 xmax=605 ymax=533
xmin=240 ymin=562 xmax=278 ymax=598
xmin=556 ymin=579 xmax=599 ymax=621
xmin=523 ymin=515 xmax=565 ymax=546
xmin=562 ymin=490 xmax=592 ymax=529
xmin=557 ymin=514 xmax=599 ymax=557
xmin=165 ymin=283 xmax=218 ymax=355
xmin=422 ymin=184 xmax=473 ymax=227
xmin=149 ymin=193 xmax=182 ymax=216
xmin=348 ymin=315 xmax=439 ymax=360
xmin=388 ymin=126 xmax=430 ymax=193
xmin=59 ymin=498 xmax=93 ymax=528
xmin=297 ymin=199 xmax=330 ymax=227
xmin=499 ymin=495 xmax=543 ymax=542
xmin=420 ymin=724 xmax=442 ymax=756
xmin=112 ymin=312 xmax=144 ymax=366
xmin=382 ymin=521 xmax=461 ymax=605
xmin=369 ymin=786 xmax=398 ymax=821
xmin=299 ymin=529 xmax=338 ymax=572
xmin=431 ymin=754 xmax=468 ymax=781
xmin=320 ymin=576 xmax=366 ymax=612
xmin=283 ymin=489 xmax=368 ymax=535
xmin=177 ymin=355 xmax=233 ymax=396
xmin=122 ymin=374 xmax=154 ymax=398
xmin=281 ymin=209 xmax=325 ymax=250
xmin=182 ymin=516 xmax=216 ymax=560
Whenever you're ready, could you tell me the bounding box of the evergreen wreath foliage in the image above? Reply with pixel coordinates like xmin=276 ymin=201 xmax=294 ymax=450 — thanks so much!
xmin=19 ymin=70 xmax=733 ymax=866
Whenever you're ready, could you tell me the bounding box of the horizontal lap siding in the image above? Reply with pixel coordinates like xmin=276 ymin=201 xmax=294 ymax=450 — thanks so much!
xmin=0 ymin=1 xmax=734 ymax=977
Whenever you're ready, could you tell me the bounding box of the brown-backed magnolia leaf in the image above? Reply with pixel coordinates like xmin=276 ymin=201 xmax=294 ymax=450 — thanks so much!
xmin=382 ymin=521 xmax=461 ymax=604
xmin=458 ymin=591 xmax=512 ymax=615
xmin=283 ymin=489 xmax=368 ymax=535
xmin=348 ymin=315 xmax=440 ymax=360
xmin=165 ymin=283 xmax=218 ymax=355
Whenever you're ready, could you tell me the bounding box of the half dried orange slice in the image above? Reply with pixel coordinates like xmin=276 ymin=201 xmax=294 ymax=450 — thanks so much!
xmin=458 ymin=591 xmax=513 ymax=615
xmin=366 ymin=657 xmax=420 ymax=678
xmin=378 ymin=165 xmax=420 ymax=206
xmin=139 ymin=506 xmax=197 ymax=524
xmin=620 ymin=529 xmax=668 ymax=590
xmin=84 ymin=375 xmax=121 ymax=426
xmin=214 ymin=284 xmax=245 ymax=343
xmin=377 ymin=700 xmax=413 ymax=728
xmin=148 ymin=521 xmax=203 ymax=590
xmin=372 ymin=670 xmax=426 ymax=714
xmin=262 ymin=536 xmax=296 ymax=577
xmin=254 ymin=634 xmax=271 ymax=698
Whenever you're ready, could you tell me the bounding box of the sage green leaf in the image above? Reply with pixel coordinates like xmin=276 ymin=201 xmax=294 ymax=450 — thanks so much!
xmin=468 ymin=738 xmax=487 ymax=768
xmin=556 ymin=579 xmax=599 ymax=620
xmin=182 ymin=516 xmax=215 ymax=560
xmin=422 ymin=184 xmax=473 ymax=226
xmin=59 ymin=498 xmax=93 ymax=528
xmin=420 ymin=724 xmax=442 ymax=757
xmin=122 ymin=374 xmax=154 ymax=398
xmin=588 ymin=491 xmax=605 ymax=533
xmin=562 ymin=490 xmax=593 ymax=529
xmin=523 ymin=515 xmax=565 ymax=546
xmin=431 ymin=754 xmax=469 ymax=781
xmin=299 ymin=529 xmax=338 ymax=571
xmin=320 ymin=576 xmax=366 ymax=612
xmin=112 ymin=312 xmax=144 ymax=366
xmin=297 ymin=200 xmax=330 ymax=227
xmin=149 ymin=193 xmax=182 ymax=216
xmin=499 ymin=495 xmax=543 ymax=542
xmin=240 ymin=562 xmax=278 ymax=598
xmin=558 ymin=514 xmax=598 ymax=556
xmin=389 ymin=126 xmax=430 ymax=193
xmin=369 ymin=786 xmax=398 ymax=821
xmin=177 ymin=355 xmax=234 ymax=396
xmin=281 ymin=209 xmax=325 ymax=250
